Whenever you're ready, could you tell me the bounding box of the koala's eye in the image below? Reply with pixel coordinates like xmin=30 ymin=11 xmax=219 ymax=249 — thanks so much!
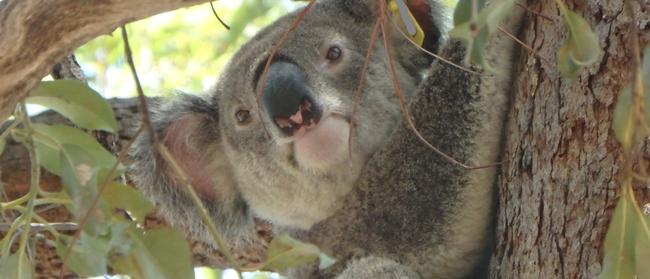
xmin=326 ymin=46 xmax=342 ymax=61
xmin=235 ymin=109 xmax=251 ymax=124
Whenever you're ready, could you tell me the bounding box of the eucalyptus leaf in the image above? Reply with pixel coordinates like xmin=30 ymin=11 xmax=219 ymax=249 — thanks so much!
xmin=56 ymin=234 xmax=110 ymax=277
xmin=262 ymin=234 xmax=325 ymax=272
xmin=636 ymin=211 xmax=650 ymax=278
xmin=0 ymin=136 xmax=5 ymax=156
xmin=0 ymin=252 xmax=33 ymax=279
xmin=555 ymin=1 xmax=601 ymax=77
xmin=103 ymin=182 xmax=155 ymax=225
xmin=557 ymin=41 xmax=582 ymax=78
xmin=59 ymin=145 xmax=111 ymax=236
xmin=642 ymin=46 xmax=650 ymax=125
xmin=598 ymin=187 xmax=636 ymax=279
xmin=319 ymin=252 xmax=337 ymax=269
xmin=31 ymin=123 xmax=119 ymax=176
xmin=27 ymin=80 xmax=118 ymax=133
xmin=612 ymin=86 xmax=635 ymax=150
xmin=118 ymin=228 xmax=194 ymax=279
xmin=630 ymin=188 xmax=650 ymax=279
xmin=449 ymin=0 xmax=514 ymax=67
xmin=453 ymin=0 xmax=486 ymax=25
xmin=562 ymin=9 xmax=600 ymax=65
xmin=112 ymin=253 xmax=143 ymax=279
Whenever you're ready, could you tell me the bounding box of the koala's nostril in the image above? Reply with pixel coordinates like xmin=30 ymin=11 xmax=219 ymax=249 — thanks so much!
xmin=261 ymin=61 xmax=322 ymax=136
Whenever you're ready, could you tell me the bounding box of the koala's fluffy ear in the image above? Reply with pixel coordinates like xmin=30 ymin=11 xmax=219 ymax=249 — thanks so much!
xmin=129 ymin=94 xmax=252 ymax=243
xmin=333 ymin=0 xmax=449 ymax=72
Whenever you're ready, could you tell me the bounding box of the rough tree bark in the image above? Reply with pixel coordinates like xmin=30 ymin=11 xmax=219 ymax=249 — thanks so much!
xmin=490 ymin=0 xmax=650 ymax=278
xmin=1 ymin=0 xmax=650 ymax=278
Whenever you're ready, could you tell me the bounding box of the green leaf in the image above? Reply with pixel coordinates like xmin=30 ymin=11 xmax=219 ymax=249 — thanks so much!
xmin=116 ymin=228 xmax=194 ymax=279
xmin=635 ymin=210 xmax=650 ymax=278
xmin=112 ymin=253 xmax=144 ymax=279
xmin=453 ymin=0 xmax=486 ymax=26
xmin=56 ymin=234 xmax=110 ymax=277
xmin=449 ymin=0 xmax=515 ymax=67
xmin=0 ymin=136 xmax=5 ymax=156
xmin=318 ymin=252 xmax=337 ymax=270
xmin=556 ymin=1 xmax=601 ymax=77
xmin=599 ymin=187 xmax=636 ymax=279
xmin=642 ymin=45 xmax=650 ymax=83
xmin=139 ymin=229 xmax=194 ymax=279
xmin=27 ymin=80 xmax=118 ymax=133
xmin=630 ymin=188 xmax=650 ymax=278
xmin=58 ymin=145 xmax=111 ymax=236
xmin=31 ymin=123 xmax=119 ymax=176
xmin=0 ymin=252 xmax=33 ymax=279
xmin=262 ymin=234 xmax=327 ymax=272
xmin=103 ymin=182 xmax=155 ymax=225
xmin=557 ymin=41 xmax=582 ymax=78
xmin=612 ymin=86 xmax=635 ymax=150
xmin=641 ymin=46 xmax=650 ymax=126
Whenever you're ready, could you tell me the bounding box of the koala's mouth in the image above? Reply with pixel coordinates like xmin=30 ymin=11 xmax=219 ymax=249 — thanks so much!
xmin=273 ymin=98 xmax=322 ymax=138
xmin=283 ymin=112 xmax=351 ymax=171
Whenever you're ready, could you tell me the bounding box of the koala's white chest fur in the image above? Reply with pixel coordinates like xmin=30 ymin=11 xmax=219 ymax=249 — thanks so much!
xmin=229 ymin=142 xmax=365 ymax=229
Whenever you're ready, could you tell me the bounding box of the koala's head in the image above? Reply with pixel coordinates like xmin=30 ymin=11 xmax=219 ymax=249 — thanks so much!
xmin=129 ymin=0 xmax=449 ymax=243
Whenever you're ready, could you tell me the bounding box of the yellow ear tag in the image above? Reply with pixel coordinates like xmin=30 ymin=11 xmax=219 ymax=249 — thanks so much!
xmin=388 ymin=0 xmax=425 ymax=47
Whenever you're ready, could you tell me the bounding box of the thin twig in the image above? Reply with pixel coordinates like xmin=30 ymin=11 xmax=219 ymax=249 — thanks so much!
xmin=17 ymin=101 xmax=39 ymax=279
xmin=256 ymin=0 xmax=316 ymax=137
xmin=209 ymin=1 xmax=231 ymax=30
xmin=515 ymin=2 xmax=553 ymax=21
xmin=118 ymin=24 xmax=239 ymax=268
xmin=348 ymin=19 xmax=382 ymax=160
xmin=392 ymin=20 xmax=482 ymax=76
xmin=379 ymin=1 xmax=500 ymax=170
xmin=121 ymin=26 xmax=157 ymax=144
xmin=0 ymin=222 xmax=78 ymax=233
xmin=497 ymin=25 xmax=553 ymax=67
xmin=59 ymin=124 xmax=144 ymax=279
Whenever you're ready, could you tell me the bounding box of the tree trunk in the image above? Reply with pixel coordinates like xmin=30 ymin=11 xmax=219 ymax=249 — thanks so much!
xmin=490 ymin=0 xmax=650 ymax=278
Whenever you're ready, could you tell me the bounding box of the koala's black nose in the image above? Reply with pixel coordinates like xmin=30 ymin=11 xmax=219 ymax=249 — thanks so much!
xmin=260 ymin=61 xmax=322 ymax=136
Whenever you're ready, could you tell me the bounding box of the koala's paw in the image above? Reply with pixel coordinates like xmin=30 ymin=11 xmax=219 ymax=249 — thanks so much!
xmin=336 ymin=256 xmax=420 ymax=279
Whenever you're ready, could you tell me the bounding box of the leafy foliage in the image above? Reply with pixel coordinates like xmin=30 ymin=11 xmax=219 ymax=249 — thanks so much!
xmin=554 ymin=0 xmax=601 ymax=77
xmin=602 ymin=44 xmax=650 ymax=279
xmin=449 ymin=0 xmax=515 ymax=67
xmin=27 ymin=80 xmax=118 ymax=132
xmin=261 ymin=235 xmax=335 ymax=272
xmin=2 ymin=80 xmax=193 ymax=278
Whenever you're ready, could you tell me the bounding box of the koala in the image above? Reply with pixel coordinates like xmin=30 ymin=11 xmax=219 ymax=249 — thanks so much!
xmin=128 ymin=0 xmax=523 ymax=278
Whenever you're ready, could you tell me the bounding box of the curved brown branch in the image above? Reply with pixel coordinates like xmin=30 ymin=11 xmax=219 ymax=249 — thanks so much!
xmin=0 ymin=0 xmax=210 ymax=121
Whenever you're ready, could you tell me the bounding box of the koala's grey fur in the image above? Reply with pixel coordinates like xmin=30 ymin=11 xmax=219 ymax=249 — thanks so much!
xmin=129 ymin=0 xmax=524 ymax=278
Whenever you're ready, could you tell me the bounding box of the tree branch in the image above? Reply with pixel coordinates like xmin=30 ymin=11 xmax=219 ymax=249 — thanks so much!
xmin=0 ymin=0 xmax=210 ymax=121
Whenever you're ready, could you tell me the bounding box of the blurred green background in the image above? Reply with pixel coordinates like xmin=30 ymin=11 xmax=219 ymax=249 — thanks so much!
xmin=75 ymin=0 xmax=457 ymax=99
xmin=76 ymin=0 xmax=299 ymax=98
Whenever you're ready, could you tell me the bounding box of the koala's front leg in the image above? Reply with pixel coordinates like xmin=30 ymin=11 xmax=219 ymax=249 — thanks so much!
xmin=336 ymin=257 xmax=420 ymax=279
